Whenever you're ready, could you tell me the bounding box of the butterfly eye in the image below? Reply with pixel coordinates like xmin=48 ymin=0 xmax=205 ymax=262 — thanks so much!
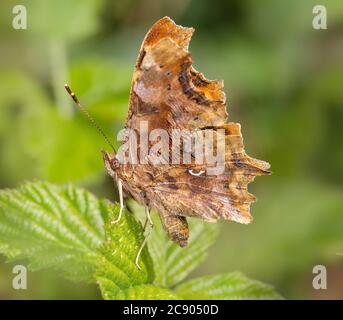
xmin=188 ymin=169 xmax=205 ymax=176
xmin=111 ymin=156 xmax=120 ymax=169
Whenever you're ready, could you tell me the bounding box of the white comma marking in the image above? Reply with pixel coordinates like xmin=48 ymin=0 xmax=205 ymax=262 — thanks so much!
xmin=188 ymin=169 xmax=205 ymax=176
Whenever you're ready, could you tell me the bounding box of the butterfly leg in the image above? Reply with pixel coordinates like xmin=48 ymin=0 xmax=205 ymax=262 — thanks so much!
xmin=142 ymin=217 xmax=148 ymax=232
xmin=135 ymin=207 xmax=154 ymax=270
xmin=111 ymin=179 xmax=124 ymax=224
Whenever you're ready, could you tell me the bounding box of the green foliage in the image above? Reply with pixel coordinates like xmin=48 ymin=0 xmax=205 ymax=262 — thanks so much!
xmin=0 ymin=181 xmax=107 ymax=281
xmin=0 ymin=60 xmax=131 ymax=185
xmin=0 ymin=71 xmax=49 ymax=185
xmin=213 ymin=180 xmax=343 ymax=287
xmin=0 ymin=182 xmax=281 ymax=300
xmin=27 ymin=0 xmax=105 ymax=42
xmin=116 ymin=285 xmax=181 ymax=300
xmin=95 ymin=204 xmax=155 ymax=299
xmin=175 ymin=272 xmax=282 ymax=300
xmin=23 ymin=106 xmax=108 ymax=183
xmin=130 ymin=201 xmax=218 ymax=287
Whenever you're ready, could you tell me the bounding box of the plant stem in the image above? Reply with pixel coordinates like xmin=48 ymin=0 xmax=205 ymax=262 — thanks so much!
xmin=49 ymin=40 xmax=73 ymax=119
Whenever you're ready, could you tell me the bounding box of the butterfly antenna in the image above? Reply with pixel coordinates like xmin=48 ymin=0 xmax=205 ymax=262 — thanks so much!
xmin=64 ymin=84 xmax=116 ymax=153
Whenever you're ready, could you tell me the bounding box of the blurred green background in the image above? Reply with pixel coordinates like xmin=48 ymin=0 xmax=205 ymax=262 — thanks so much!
xmin=0 ymin=0 xmax=342 ymax=299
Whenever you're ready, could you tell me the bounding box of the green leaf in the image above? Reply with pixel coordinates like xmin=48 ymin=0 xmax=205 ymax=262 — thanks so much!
xmin=106 ymin=285 xmax=180 ymax=300
xmin=95 ymin=207 xmax=155 ymax=299
xmin=0 ymin=181 xmax=176 ymax=299
xmin=175 ymin=272 xmax=283 ymax=300
xmin=129 ymin=201 xmax=219 ymax=287
xmin=0 ymin=181 xmax=108 ymax=281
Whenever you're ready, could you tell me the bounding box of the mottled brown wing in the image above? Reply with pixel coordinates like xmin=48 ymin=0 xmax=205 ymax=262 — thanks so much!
xmin=123 ymin=17 xmax=270 ymax=246
xmin=146 ymin=123 xmax=270 ymax=225
xmin=125 ymin=16 xmax=227 ymax=138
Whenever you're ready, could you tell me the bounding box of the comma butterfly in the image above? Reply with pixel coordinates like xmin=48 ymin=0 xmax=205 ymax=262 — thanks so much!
xmin=65 ymin=17 xmax=270 ymax=269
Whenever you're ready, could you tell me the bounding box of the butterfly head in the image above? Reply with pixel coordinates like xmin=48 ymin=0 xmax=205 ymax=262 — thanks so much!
xmin=102 ymin=150 xmax=119 ymax=179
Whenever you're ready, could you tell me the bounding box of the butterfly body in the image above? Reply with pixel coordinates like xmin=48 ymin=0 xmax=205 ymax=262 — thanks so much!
xmin=102 ymin=17 xmax=270 ymax=248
